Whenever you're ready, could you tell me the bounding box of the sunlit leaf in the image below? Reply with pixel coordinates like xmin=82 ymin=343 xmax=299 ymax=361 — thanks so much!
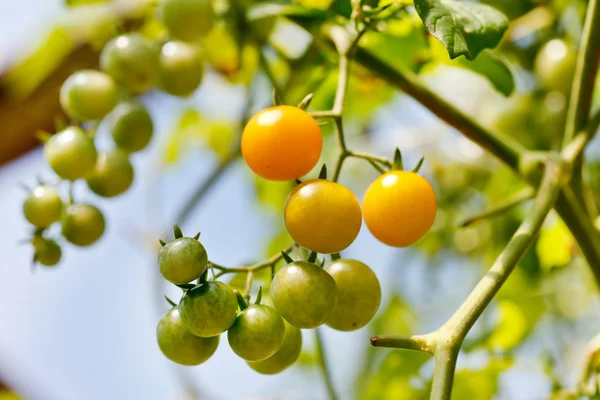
xmin=488 ymin=300 xmax=527 ymax=351
xmin=452 ymin=358 xmax=512 ymax=400
xmin=414 ymin=0 xmax=509 ymax=59
xmin=65 ymin=0 xmax=110 ymax=6
xmin=536 ymin=216 xmax=575 ymax=269
xmin=292 ymin=0 xmax=334 ymax=10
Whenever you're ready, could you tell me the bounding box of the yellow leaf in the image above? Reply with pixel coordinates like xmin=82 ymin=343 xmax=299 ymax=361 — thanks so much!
xmin=488 ymin=300 xmax=527 ymax=351
xmin=292 ymin=0 xmax=334 ymax=10
xmin=536 ymin=216 xmax=574 ymax=269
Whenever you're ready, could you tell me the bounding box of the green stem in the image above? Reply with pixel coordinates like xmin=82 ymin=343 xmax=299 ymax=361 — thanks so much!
xmin=460 ymin=187 xmax=535 ymax=227
xmin=562 ymin=0 xmax=600 ymax=148
xmin=354 ymin=47 xmax=525 ymax=172
xmin=430 ymin=347 xmax=459 ymax=400
xmin=314 ymin=328 xmax=339 ymax=400
xmin=370 ymin=334 xmax=435 ymax=354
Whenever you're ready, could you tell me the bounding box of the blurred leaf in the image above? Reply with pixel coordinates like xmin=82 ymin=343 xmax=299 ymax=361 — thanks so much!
xmin=452 ymin=358 xmax=512 ymax=400
xmin=414 ymin=0 xmax=509 ymax=59
xmin=293 ymin=0 xmax=334 ymax=10
xmin=2 ymin=28 xmax=76 ymax=98
xmin=247 ymin=2 xmax=330 ymax=21
xmin=427 ymin=38 xmax=514 ymax=96
xmin=536 ymin=216 xmax=575 ymax=270
xmin=488 ymin=300 xmax=527 ymax=351
xmin=163 ymin=110 xmax=236 ymax=164
xmin=254 ymin=178 xmax=294 ymax=212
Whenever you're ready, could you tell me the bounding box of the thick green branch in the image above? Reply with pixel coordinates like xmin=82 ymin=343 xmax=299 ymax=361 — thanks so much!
xmin=562 ymin=0 xmax=600 ymax=147
xmin=354 ymin=47 xmax=526 ymax=172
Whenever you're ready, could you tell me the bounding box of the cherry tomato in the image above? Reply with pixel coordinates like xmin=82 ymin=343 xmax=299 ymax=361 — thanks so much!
xmin=159 ymin=235 xmax=208 ymax=285
xmin=32 ymin=237 xmax=62 ymax=267
xmin=158 ymin=0 xmax=214 ymax=42
xmin=158 ymin=41 xmax=204 ymax=97
xmin=271 ymin=261 xmax=337 ymax=328
xmin=363 ymin=170 xmax=437 ymax=247
xmin=100 ymin=33 xmax=158 ymax=93
xmin=241 ymin=106 xmax=322 ymax=181
xmin=227 ymin=304 xmax=285 ymax=361
xmin=284 ymin=179 xmax=362 ymax=254
xmin=247 ymin=319 xmax=302 ymax=374
xmin=86 ymin=149 xmax=134 ymax=198
xmin=534 ymin=38 xmax=577 ymax=94
xmin=44 ymin=127 xmax=98 ymax=181
xmin=107 ymin=102 xmax=153 ymax=153
xmin=325 ymin=259 xmax=381 ymax=331
xmin=179 ymin=281 xmax=238 ymax=337
xmin=59 ymin=70 xmax=118 ymax=121
xmin=23 ymin=185 xmax=63 ymax=228
xmin=156 ymin=307 xmax=219 ymax=366
xmin=61 ymin=204 xmax=106 ymax=247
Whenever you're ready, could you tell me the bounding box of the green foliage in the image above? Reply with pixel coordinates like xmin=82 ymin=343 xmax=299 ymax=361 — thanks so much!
xmin=414 ymin=0 xmax=509 ymax=59
xmin=65 ymin=0 xmax=110 ymax=5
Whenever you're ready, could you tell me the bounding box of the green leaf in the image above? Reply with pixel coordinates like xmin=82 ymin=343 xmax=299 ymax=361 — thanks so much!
xmin=414 ymin=0 xmax=509 ymax=60
xmin=456 ymin=50 xmax=515 ymax=96
xmin=247 ymin=3 xmax=330 ymax=21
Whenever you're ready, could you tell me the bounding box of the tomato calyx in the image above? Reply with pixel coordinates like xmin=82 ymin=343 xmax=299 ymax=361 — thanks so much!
xmin=297 ymin=93 xmax=313 ymax=110
xmin=234 ymin=289 xmax=249 ymax=310
xmin=392 ymin=147 xmax=403 ymax=171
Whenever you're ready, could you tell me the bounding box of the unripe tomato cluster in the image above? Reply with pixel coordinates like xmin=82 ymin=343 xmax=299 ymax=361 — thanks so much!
xmin=21 ymin=0 xmax=221 ymax=266
xmin=156 ymin=225 xmax=381 ymax=373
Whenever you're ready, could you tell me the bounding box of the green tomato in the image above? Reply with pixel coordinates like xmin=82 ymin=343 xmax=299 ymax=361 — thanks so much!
xmin=158 ymin=236 xmax=207 ymax=284
xmin=86 ymin=149 xmax=134 ymax=198
xmin=59 ymin=70 xmax=118 ymax=121
xmin=158 ymin=41 xmax=204 ymax=97
xmin=227 ymin=304 xmax=285 ymax=361
xmin=325 ymin=259 xmax=381 ymax=331
xmin=534 ymin=38 xmax=577 ymax=94
xmin=44 ymin=126 xmax=97 ymax=181
xmin=33 ymin=237 xmax=62 ymax=267
xmin=157 ymin=307 xmax=219 ymax=366
xmin=270 ymin=261 xmax=337 ymax=329
xmin=100 ymin=33 xmax=158 ymax=94
xmin=107 ymin=102 xmax=153 ymax=153
xmin=62 ymin=204 xmax=106 ymax=247
xmin=23 ymin=185 xmax=63 ymax=228
xmin=158 ymin=0 xmax=214 ymax=42
xmin=247 ymin=319 xmax=302 ymax=374
xmin=179 ymin=281 xmax=238 ymax=337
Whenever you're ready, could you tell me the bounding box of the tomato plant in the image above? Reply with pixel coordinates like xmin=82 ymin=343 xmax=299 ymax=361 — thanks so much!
xmin=16 ymin=0 xmax=600 ymax=398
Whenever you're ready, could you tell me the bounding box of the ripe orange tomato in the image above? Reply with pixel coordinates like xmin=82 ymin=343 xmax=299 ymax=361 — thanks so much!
xmin=284 ymin=179 xmax=362 ymax=254
xmin=363 ymin=170 xmax=436 ymax=247
xmin=241 ymin=106 xmax=322 ymax=181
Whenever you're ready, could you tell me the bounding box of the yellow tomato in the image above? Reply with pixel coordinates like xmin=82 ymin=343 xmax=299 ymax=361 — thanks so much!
xmin=284 ymin=179 xmax=362 ymax=253
xmin=363 ymin=171 xmax=437 ymax=247
xmin=242 ymin=106 xmax=322 ymax=181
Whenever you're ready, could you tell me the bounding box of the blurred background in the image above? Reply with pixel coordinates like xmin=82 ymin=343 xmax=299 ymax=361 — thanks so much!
xmin=1 ymin=0 xmax=600 ymax=399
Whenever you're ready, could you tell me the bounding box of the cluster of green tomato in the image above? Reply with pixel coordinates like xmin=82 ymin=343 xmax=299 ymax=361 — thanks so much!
xmin=21 ymin=0 xmax=219 ymax=266
xmin=156 ymin=225 xmax=381 ymax=374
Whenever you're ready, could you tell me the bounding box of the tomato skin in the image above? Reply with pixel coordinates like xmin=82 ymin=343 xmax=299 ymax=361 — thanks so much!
xmin=271 ymin=261 xmax=337 ymax=328
xmin=241 ymin=106 xmax=322 ymax=181
xmin=247 ymin=319 xmax=302 ymax=374
xmin=100 ymin=33 xmax=158 ymax=94
xmin=179 ymin=281 xmax=238 ymax=337
xmin=158 ymin=41 xmax=204 ymax=97
xmin=325 ymin=259 xmax=381 ymax=331
xmin=59 ymin=70 xmax=118 ymax=121
xmin=534 ymin=39 xmax=577 ymax=94
xmin=61 ymin=204 xmax=106 ymax=247
xmin=158 ymin=0 xmax=214 ymax=42
xmin=33 ymin=237 xmax=62 ymax=267
xmin=159 ymin=237 xmax=208 ymax=285
xmin=227 ymin=304 xmax=285 ymax=361
xmin=363 ymin=171 xmax=437 ymax=247
xmin=107 ymin=102 xmax=153 ymax=153
xmin=156 ymin=307 xmax=219 ymax=366
xmin=23 ymin=185 xmax=63 ymax=228
xmin=284 ymin=179 xmax=362 ymax=254
xmin=44 ymin=127 xmax=98 ymax=181
xmin=86 ymin=149 xmax=134 ymax=198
